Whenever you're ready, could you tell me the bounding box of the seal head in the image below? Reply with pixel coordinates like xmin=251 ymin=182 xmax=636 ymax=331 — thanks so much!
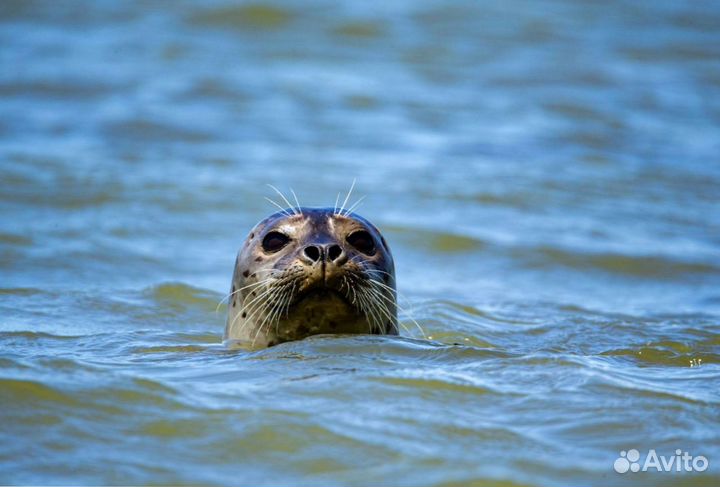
xmin=225 ymin=207 xmax=397 ymax=348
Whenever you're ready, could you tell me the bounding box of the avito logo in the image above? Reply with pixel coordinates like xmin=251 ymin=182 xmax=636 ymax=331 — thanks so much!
xmin=614 ymin=449 xmax=709 ymax=474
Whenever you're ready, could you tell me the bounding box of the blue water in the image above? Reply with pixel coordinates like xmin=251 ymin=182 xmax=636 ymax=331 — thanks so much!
xmin=1 ymin=1 xmax=719 ymax=485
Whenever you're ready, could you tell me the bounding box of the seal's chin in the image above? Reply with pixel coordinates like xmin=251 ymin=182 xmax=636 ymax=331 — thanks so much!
xmin=273 ymin=286 xmax=369 ymax=343
xmin=291 ymin=287 xmax=353 ymax=310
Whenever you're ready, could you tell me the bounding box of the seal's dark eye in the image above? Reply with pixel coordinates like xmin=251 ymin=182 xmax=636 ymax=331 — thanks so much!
xmin=346 ymin=230 xmax=376 ymax=255
xmin=262 ymin=231 xmax=290 ymax=253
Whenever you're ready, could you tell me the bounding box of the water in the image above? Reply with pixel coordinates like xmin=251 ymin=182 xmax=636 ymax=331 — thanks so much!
xmin=1 ymin=0 xmax=719 ymax=485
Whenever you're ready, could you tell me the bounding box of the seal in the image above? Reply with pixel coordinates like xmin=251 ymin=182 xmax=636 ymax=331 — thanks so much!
xmin=225 ymin=206 xmax=398 ymax=348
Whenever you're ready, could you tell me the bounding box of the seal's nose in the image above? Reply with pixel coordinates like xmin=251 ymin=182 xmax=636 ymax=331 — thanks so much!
xmin=303 ymin=245 xmax=321 ymax=262
xmin=303 ymin=244 xmax=346 ymax=265
xmin=326 ymin=244 xmax=342 ymax=262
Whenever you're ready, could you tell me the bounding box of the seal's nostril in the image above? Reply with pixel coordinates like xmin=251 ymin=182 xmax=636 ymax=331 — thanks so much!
xmin=304 ymin=245 xmax=321 ymax=262
xmin=327 ymin=244 xmax=342 ymax=262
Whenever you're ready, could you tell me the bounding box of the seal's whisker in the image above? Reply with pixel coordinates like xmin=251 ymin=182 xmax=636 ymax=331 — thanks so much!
xmin=229 ymin=284 xmax=279 ymax=338
xmin=348 ymin=260 xmax=420 ymax=335
xmin=241 ymin=277 xmax=289 ymax=320
xmin=345 ymin=273 xmax=364 ymax=308
xmin=361 ymin=283 xmax=394 ymax=327
xmin=333 ymin=192 xmax=341 ymax=215
xmin=267 ymin=281 xmax=291 ymax=327
xmin=343 ymin=194 xmax=366 ymax=217
xmin=348 ymin=255 xmax=377 ymax=273
xmin=255 ymin=289 xmax=282 ymax=347
xmin=244 ymin=284 xmax=288 ymax=343
xmin=215 ymin=278 xmax=275 ymax=313
xmin=363 ymin=284 xmax=410 ymax=334
xmin=365 ymin=276 xmax=402 ymax=298
xmin=343 ymin=274 xmax=366 ymax=322
xmin=264 ymin=197 xmax=293 ymax=217
xmin=251 ymin=306 xmax=272 ymax=347
xmin=347 ymin=277 xmax=359 ymax=307
xmin=239 ymin=276 xmax=283 ymax=305
xmin=368 ymin=281 xmax=426 ymax=338
xmin=365 ymin=278 xmax=397 ymax=295
xmin=290 ymin=188 xmax=303 ymax=216
xmin=228 ymin=300 xmax=258 ymax=340
xmin=237 ymin=280 xmax=284 ymax=322
xmin=368 ymin=275 xmax=419 ymax=318
xmin=339 ymin=178 xmax=357 ymax=216
xmin=286 ymin=282 xmax=297 ymax=318
xmin=242 ymin=298 xmax=272 ymax=343
xmin=363 ymin=267 xmax=393 ymax=278
xmin=277 ymin=282 xmax=296 ymax=335
xmin=267 ymin=184 xmax=299 ymax=216
xmin=230 ymin=274 xmax=277 ymax=293
xmin=353 ymin=287 xmax=375 ymax=333
xmin=246 ymin=269 xmax=282 ymax=281
xmin=228 ymin=284 xmax=278 ymax=338
xmin=252 ymin=280 xmax=294 ymax=347
xmin=357 ymin=284 xmax=384 ymax=333
xmin=368 ymin=289 xmax=410 ymax=335
xmin=348 ymin=271 xmax=388 ymax=334
xmin=275 ymin=281 xmax=296 ymax=337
